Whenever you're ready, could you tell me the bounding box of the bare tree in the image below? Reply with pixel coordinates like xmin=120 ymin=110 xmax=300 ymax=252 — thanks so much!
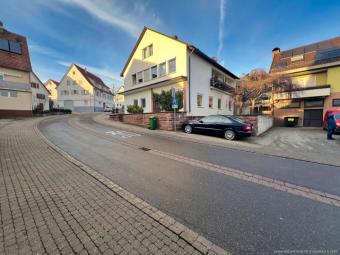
xmin=236 ymin=69 xmax=293 ymax=115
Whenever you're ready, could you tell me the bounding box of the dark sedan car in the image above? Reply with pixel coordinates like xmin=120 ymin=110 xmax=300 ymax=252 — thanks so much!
xmin=182 ymin=115 xmax=253 ymax=140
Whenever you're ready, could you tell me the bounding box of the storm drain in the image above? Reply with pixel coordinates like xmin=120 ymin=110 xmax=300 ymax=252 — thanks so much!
xmin=139 ymin=147 xmax=151 ymax=151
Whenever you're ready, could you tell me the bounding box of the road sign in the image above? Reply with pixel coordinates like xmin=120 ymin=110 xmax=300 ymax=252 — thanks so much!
xmin=172 ymin=98 xmax=178 ymax=109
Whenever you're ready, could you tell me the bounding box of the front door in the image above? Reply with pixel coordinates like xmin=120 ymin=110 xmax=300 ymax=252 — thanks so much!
xmin=303 ymin=109 xmax=323 ymax=127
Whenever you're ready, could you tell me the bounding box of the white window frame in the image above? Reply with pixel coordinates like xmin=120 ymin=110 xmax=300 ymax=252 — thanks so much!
xmin=137 ymin=71 xmax=143 ymax=84
xmin=197 ymin=94 xmax=203 ymax=107
xmin=151 ymin=66 xmax=158 ymax=79
xmin=168 ymin=58 xmax=176 ymax=73
xmin=209 ymin=96 xmax=213 ymax=108
xmin=159 ymin=62 xmax=166 ymax=77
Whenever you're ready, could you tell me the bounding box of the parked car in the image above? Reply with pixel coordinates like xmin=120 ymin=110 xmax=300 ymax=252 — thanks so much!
xmin=182 ymin=115 xmax=253 ymax=140
xmin=323 ymin=109 xmax=340 ymax=132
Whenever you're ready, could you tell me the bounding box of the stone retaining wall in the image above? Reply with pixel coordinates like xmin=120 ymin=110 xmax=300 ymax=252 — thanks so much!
xmin=110 ymin=112 xmax=188 ymax=131
xmin=111 ymin=113 xmax=273 ymax=135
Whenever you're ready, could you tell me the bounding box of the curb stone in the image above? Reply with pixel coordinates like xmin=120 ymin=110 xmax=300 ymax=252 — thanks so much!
xmin=34 ymin=119 xmax=231 ymax=255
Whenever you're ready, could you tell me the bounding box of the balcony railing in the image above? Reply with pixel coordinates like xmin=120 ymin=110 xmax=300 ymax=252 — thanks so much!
xmin=210 ymin=77 xmax=235 ymax=93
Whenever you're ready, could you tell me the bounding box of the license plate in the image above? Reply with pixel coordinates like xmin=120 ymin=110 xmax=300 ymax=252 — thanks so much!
xmin=287 ymin=118 xmax=294 ymax=122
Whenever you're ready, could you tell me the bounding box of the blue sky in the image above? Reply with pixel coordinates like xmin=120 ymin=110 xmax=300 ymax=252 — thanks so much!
xmin=1 ymin=0 xmax=339 ymax=89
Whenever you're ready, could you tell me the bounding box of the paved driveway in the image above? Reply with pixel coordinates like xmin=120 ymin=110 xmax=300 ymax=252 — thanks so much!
xmin=252 ymin=127 xmax=340 ymax=165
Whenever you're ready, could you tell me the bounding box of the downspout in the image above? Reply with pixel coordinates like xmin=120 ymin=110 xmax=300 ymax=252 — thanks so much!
xmin=188 ymin=46 xmax=195 ymax=114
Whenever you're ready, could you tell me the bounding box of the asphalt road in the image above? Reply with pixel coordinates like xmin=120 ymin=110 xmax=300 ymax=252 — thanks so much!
xmin=39 ymin=114 xmax=340 ymax=254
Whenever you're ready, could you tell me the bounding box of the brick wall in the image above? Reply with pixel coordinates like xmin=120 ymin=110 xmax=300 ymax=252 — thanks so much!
xmin=110 ymin=112 xmax=188 ymax=131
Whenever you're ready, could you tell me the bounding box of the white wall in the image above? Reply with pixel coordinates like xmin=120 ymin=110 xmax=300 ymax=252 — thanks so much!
xmin=188 ymin=53 xmax=236 ymax=116
xmin=124 ymin=90 xmax=152 ymax=113
xmin=30 ymin=72 xmax=50 ymax=111
xmin=257 ymin=115 xmax=274 ymax=135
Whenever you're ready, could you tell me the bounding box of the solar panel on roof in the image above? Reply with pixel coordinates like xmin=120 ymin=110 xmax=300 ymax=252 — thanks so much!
xmin=315 ymin=47 xmax=340 ymax=61
xmin=0 ymin=39 xmax=9 ymax=51
xmin=9 ymin=41 xmax=22 ymax=54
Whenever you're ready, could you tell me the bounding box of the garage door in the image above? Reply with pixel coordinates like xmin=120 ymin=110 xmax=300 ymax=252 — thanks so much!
xmin=64 ymin=100 xmax=74 ymax=111
xmin=303 ymin=109 xmax=323 ymax=127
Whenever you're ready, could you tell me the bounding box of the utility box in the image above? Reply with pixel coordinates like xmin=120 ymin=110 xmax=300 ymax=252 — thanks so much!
xmin=149 ymin=116 xmax=158 ymax=130
xmin=284 ymin=116 xmax=299 ymax=127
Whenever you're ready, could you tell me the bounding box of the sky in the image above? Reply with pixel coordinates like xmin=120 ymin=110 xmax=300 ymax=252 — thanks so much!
xmin=1 ymin=0 xmax=340 ymax=90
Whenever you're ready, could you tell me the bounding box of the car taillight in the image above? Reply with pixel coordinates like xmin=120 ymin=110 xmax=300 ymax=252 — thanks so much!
xmin=242 ymin=125 xmax=252 ymax=131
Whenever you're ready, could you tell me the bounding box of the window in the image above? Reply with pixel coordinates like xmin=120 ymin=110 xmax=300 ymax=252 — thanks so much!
xmin=141 ymin=98 xmax=146 ymax=108
xmin=228 ymin=100 xmax=232 ymax=111
xmin=133 ymin=99 xmax=138 ymax=106
xmin=0 ymin=90 xmax=15 ymax=97
xmin=168 ymin=58 xmax=176 ymax=73
xmin=209 ymin=96 xmax=213 ymax=108
xmin=72 ymin=90 xmax=78 ymax=95
xmin=142 ymin=44 xmax=153 ymax=59
xmin=36 ymin=93 xmax=45 ymax=99
xmin=200 ymin=116 xmax=220 ymax=123
xmin=333 ymin=99 xmax=340 ymax=107
xmin=67 ymin=80 xmax=71 ymax=86
xmin=62 ymin=90 xmax=69 ymax=96
xmin=304 ymin=99 xmax=324 ymax=108
xmin=31 ymin=82 xmax=39 ymax=89
xmin=197 ymin=94 xmax=203 ymax=107
xmin=132 ymin=74 xmax=137 ymax=85
xmin=103 ymin=94 xmax=106 ymax=99
xmin=96 ymin=91 xmax=100 ymax=96
xmin=0 ymin=74 xmax=4 ymax=81
xmin=9 ymin=41 xmax=22 ymax=54
xmin=218 ymin=98 xmax=221 ymax=109
xmin=72 ymin=80 xmax=77 ymax=86
xmin=81 ymin=90 xmax=88 ymax=95
xmin=137 ymin=71 xmax=143 ymax=83
xmin=143 ymin=69 xmax=150 ymax=82
xmin=151 ymin=66 xmax=157 ymax=79
xmin=159 ymin=62 xmax=166 ymax=77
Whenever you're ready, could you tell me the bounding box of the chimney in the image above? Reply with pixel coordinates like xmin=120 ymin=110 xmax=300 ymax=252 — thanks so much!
xmin=0 ymin=21 xmax=4 ymax=32
xmin=272 ymin=47 xmax=280 ymax=58
xmin=173 ymin=35 xmax=178 ymax=40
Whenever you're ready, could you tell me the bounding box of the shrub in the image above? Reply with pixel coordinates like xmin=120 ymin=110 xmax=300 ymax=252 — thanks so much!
xmin=153 ymin=90 xmax=183 ymax=111
xmin=127 ymin=105 xmax=144 ymax=114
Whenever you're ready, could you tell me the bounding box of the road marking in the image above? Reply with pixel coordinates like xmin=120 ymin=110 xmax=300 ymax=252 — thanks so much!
xmin=68 ymin=117 xmax=340 ymax=208
xmin=149 ymin=149 xmax=340 ymax=208
xmin=105 ymin=130 xmax=141 ymax=139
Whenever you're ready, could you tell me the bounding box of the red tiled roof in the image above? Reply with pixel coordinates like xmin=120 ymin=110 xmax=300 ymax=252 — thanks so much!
xmin=0 ymin=29 xmax=32 ymax=72
xmin=270 ymin=36 xmax=340 ymax=73
xmin=50 ymin=79 xmax=60 ymax=86
xmin=74 ymin=64 xmax=113 ymax=94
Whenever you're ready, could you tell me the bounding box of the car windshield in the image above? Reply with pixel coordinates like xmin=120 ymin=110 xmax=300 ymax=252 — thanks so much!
xmin=230 ymin=117 xmax=244 ymax=124
xmin=334 ymin=113 xmax=340 ymax=120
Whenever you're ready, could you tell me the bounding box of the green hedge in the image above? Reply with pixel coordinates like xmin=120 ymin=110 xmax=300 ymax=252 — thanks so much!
xmin=127 ymin=105 xmax=144 ymax=114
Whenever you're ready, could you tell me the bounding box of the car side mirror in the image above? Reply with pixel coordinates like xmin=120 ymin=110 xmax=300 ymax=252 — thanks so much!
xmin=199 ymin=120 xmax=203 ymax=123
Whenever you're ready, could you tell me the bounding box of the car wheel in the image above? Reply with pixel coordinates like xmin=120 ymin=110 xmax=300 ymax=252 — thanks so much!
xmin=224 ymin=130 xmax=236 ymax=140
xmin=184 ymin=125 xmax=192 ymax=134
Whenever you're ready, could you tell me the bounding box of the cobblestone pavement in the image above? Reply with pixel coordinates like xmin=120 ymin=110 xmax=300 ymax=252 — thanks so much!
xmin=0 ymin=118 xmax=228 ymax=255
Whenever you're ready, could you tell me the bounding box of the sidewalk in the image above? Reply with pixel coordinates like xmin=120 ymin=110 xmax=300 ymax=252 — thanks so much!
xmin=94 ymin=113 xmax=340 ymax=167
xmin=0 ymin=118 xmax=228 ymax=255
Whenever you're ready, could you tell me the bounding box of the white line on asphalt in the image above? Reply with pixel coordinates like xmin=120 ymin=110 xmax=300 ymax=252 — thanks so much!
xmin=149 ymin=149 xmax=340 ymax=208
xmin=105 ymin=130 xmax=141 ymax=139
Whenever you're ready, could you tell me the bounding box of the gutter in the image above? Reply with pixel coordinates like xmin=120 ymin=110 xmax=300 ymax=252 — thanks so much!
xmin=188 ymin=47 xmax=195 ymax=113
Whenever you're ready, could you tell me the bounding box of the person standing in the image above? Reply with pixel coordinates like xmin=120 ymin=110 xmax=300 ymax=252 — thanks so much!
xmin=327 ymin=114 xmax=336 ymax=140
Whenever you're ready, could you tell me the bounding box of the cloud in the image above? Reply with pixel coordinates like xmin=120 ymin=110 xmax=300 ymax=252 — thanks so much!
xmin=29 ymin=41 xmax=64 ymax=59
xmin=217 ymin=0 xmax=226 ymax=59
xmin=57 ymin=0 xmax=161 ymax=38
xmin=57 ymin=61 xmax=122 ymax=88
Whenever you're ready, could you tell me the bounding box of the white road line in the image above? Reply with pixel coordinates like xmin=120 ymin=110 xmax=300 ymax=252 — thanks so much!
xmin=149 ymin=149 xmax=340 ymax=208
xmin=106 ymin=130 xmax=141 ymax=139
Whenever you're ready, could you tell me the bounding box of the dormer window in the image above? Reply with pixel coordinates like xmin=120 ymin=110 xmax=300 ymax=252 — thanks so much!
xmin=142 ymin=44 xmax=153 ymax=59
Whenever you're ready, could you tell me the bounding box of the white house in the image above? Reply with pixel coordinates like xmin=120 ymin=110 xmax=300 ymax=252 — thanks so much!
xmin=57 ymin=64 xmax=114 ymax=112
xmin=30 ymin=72 xmax=50 ymax=111
xmin=120 ymin=27 xmax=238 ymax=116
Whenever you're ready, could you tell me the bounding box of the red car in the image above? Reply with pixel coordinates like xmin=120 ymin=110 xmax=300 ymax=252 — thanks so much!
xmin=323 ymin=110 xmax=340 ymax=131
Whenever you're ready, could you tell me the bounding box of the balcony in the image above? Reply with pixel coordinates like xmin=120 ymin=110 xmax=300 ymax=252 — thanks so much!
xmin=210 ymin=77 xmax=235 ymax=93
xmin=274 ymin=84 xmax=331 ymax=100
